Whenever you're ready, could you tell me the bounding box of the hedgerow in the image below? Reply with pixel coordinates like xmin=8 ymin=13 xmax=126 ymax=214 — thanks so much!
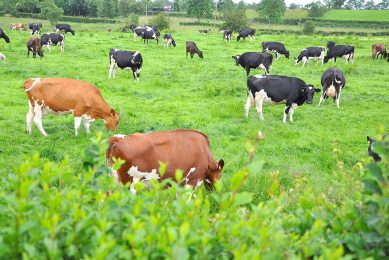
xmin=0 ymin=132 xmax=388 ymax=258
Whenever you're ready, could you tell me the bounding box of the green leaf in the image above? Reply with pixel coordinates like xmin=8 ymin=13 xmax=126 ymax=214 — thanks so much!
xmin=367 ymin=164 xmax=384 ymax=183
xmin=362 ymin=179 xmax=382 ymax=195
xmin=234 ymin=192 xmax=253 ymax=206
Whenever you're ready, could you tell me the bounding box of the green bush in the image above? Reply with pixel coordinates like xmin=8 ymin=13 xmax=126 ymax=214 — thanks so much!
xmin=128 ymin=13 xmax=139 ymax=25
xmin=303 ymin=20 xmax=316 ymax=35
xmin=221 ymin=9 xmax=248 ymax=32
xmin=0 ymin=132 xmax=388 ymax=258
xmin=150 ymin=13 xmax=170 ymax=31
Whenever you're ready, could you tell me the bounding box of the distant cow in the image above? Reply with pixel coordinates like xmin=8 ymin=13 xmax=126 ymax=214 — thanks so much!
xmin=246 ymin=75 xmax=320 ymax=123
xmin=29 ymin=23 xmax=42 ymax=35
xmin=10 ymin=23 xmax=26 ymax=31
xmin=232 ymin=52 xmax=273 ymax=75
xmin=199 ymin=29 xmax=211 ymax=34
xmin=27 ymin=37 xmax=44 ymax=59
xmin=262 ymin=42 xmax=290 ymax=59
xmin=186 ymin=41 xmax=203 ymax=59
xmin=372 ymin=44 xmax=387 ymax=59
xmin=133 ymin=27 xmax=144 ymax=40
xmin=318 ymin=68 xmax=346 ymax=109
xmin=237 ymin=28 xmax=256 ymax=42
xmin=0 ymin=53 xmax=5 ymax=61
xmin=109 ymin=49 xmax=143 ymax=81
xmin=106 ymin=129 xmax=224 ymax=194
xmin=141 ymin=27 xmax=159 ymax=44
xmin=24 ymin=78 xmax=119 ymax=136
xmin=324 ymin=41 xmax=355 ymax=64
xmin=295 ymin=47 xmax=326 ymax=66
xmin=0 ymin=28 xmax=10 ymax=43
xmin=367 ymin=135 xmax=389 ymax=162
xmin=41 ymin=33 xmax=65 ymax=52
xmin=163 ymin=33 xmax=176 ymax=47
xmin=55 ymin=24 xmax=75 ymax=35
xmin=223 ymin=29 xmax=232 ymax=42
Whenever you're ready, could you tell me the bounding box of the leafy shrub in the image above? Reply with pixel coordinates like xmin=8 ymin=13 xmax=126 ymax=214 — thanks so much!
xmin=303 ymin=20 xmax=316 ymax=35
xmin=128 ymin=13 xmax=139 ymax=25
xmin=150 ymin=13 xmax=170 ymax=31
xmin=39 ymin=0 xmax=63 ymax=25
xmin=221 ymin=9 xmax=248 ymax=32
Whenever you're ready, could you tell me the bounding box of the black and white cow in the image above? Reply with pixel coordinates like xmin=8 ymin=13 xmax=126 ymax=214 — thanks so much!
xmin=295 ymin=47 xmax=326 ymax=66
xmin=41 ymin=33 xmax=65 ymax=52
xmin=130 ymin=24 xmax=137 ymax=32
xmin=133 ymin=27 xmax=144 ymax=40
xmin=55 ymin=24 xmax=75 ymax=35
xmin=232 ymin=52 xmax=273 ymax=76
xmin=223 ymin=29 xmax=232 ymax=42
xmin=318 ymin=68 xmax=346 ymax=109
xmin=29 ymin=23 xmax=42 ymax=35
xmin=199 ymin=29 xmax=210 ymax=34
xmin=141 ymin=27 xmax=159 ymax=44
xmin=245 ymin=75 xmax=320 ymax=123
xmin=237 ymin=28 xmax=256 ymax=42
xmin=109 ymin=49 xmax=143 ymax=81
xmin=0 ymin=28 xmax=10 ymax=43
xmin=163 ymin=33 xmax=176 ymax=47
xmin=367 ymin=136 xmax=382 ymax=162
xmin=262 ymin=42 xmax=290 ymax=59
xmin=324 ymin=41 xmax=354 ymax=64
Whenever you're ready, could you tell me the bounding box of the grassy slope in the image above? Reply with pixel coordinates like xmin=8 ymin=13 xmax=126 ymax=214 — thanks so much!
xmin=320 ymin=9 xmax=389 ymax=21
xmin=247 ymin=9 xmax=308 ymax=20
xmin=0 ymin=18 xmax=388 ymax=199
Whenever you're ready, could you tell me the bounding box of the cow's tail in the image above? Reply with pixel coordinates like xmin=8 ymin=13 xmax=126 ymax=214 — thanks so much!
xmin=106 ymin=136 xmax=124 ymax=167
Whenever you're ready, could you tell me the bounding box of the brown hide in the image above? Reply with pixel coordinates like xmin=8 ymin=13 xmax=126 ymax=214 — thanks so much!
xmin=107 ymin=130 xmax=224 ymax=189
xmin=27 ymin=37 xmax=43 ymax=59
xmin=372 ymin=44 xmax=387 ymax=59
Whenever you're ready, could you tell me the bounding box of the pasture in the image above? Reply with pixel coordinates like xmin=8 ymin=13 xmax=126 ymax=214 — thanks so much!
xmin=320 ymin=9 xmax=389 ymax=21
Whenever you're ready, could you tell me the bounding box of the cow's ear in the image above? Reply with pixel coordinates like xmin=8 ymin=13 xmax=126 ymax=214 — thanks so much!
xmin=314 ymin=88 xmax=321 ymax=93
xmin=218 ymin=159 xmax=224 ymax=170
xmin=110 ymin=109 xmax=116 ymax=116
xmin=367 ymin=136 xmax=372 ymax=143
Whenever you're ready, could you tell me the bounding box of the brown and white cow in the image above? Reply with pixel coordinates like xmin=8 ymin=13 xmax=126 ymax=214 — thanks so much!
xmin=106 ymin=130 xmax=224 ymax=194
xmin=27 ymin=37 xmax=44 ymax=59
xmin=372 ymin=44 xmax=387 ymax=59
xmin=10 ymin=23 xmax=27 ymax=31
xmin=23 ymin=78 xmax=119 ymax=136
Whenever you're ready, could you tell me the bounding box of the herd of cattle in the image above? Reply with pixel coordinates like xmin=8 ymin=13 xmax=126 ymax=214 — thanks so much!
xmin=0 ymin=22 xmax=387 ymax=193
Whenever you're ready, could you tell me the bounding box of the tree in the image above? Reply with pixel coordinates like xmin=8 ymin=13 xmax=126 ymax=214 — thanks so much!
xmin=150 ymin=12 xmax=170 ymax=30
xmin=376 ymin=0 xmax=389 ymax=9
xmin=257 ymin=0 xmax=286 ymax=27
xmin=221 ymin=8 xmax=247 ymax=32
xmin=40 ymin=0 xmax=63 ymax=25
xmin=323 ymin=0 xmax=346 ymax=8
xmin=289 ymin=3 xmax=301 ymax=9
xmin=305 ymin=1 xmax=327 ymax=17
xmin=117 ymin=0 xmax=131 ymax=17
xmin=98 ymin=0 xmax=117 ymax=18
xmin=364 ymin=0 xmax=377 ymax=9
xmin=303 ymin=20 xmax=316 ymax=35
xmin=344 ymin=0 xmax=365 ymax=9
xmin=187 ymin=0 xmax=213 ymax=20
xmin=217 ymin=0 xmax=234 ymax=19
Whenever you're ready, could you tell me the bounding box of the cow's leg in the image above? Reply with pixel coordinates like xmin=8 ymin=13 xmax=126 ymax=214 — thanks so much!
xmin=244 ymin=94 xmax=253 ymax=118
xmin=255 ymin=93 xmax=265 ymax=120
xmin=245 ymin=66 xmax=250 ymax=76
xmin=26 ymin=101 xmax=34 ymax=134
xmin=249 ymin=35 xmax=252 ymax=42
xmin=47 ymin=44 xmax=51 ymax=53
xmin=82 ymin=117 xmax=92 ymax=134
xmin=74 ymin=116 xmax=82 ymax=136
xmin=264 ymin=65 xmax=270 ymax=75
xmin=283 ymin=102 xmax=292 ymax=124
xmin=108 ymin=62 xmax=116 ymax=79
xmin=61 ymin=41 xmax=64 ymax=52
xmin=191 ymin=53 xmax=194 ymax=59
xmin=276 ymin=52 xmax=280 ymax=60
xmin=33 ymin=102 xmax=47 ymax=136
xmin=186 ymin=51 xmax=188 ymax=59
xmin=318 ymin=92 xmax=326 ymax=107
xmin=302 ymin=57 xmax=307 ymax=67
xmin=27 ymin=48 xmax=30 ymax=57
xmin=289 ymin=103 xmax=298 ymax=122
xmin=336 ymin=87 xmax=342 ymax=109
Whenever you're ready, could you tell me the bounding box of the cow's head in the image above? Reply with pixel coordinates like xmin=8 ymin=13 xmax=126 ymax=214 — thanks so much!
xmin=367 ymin=136 xmax=382 ymax=162
xmin=323 ymin=54 xmax=331 ymax=64
xmin=294 ymin=57 xmax=300 ymax=64
xmin=232 ymin=55 xmax=240 ymax=66
xmin=205 ymin=159 xmax=224 ymax=189
xmin=198 ymin=51 xmax=203 ymax=59
xmin=302 ymin=84 xmax=321 ymax=104
xmin=327 ymin=41 xmax=335 ymax=50
xmin=172 ymin=39 xmax=176 ymax=47
xmin=38 ymin=49 xmax=44 ymax=59
xmin=237 ymin=35 xmax=241 ymax=41
xmin=105 ymin=109 xmax=120 ymax=131
xmin=285 ymin=50 xmax=290 ymax=59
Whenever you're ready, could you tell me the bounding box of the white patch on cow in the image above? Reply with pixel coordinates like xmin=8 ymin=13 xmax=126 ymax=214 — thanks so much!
xmin=74 ymin=117 xmax=82 ymax=136
xmin=302 ymin=56 xmax=308 ymax=66
xmin=308 ymin=86 xmax=313 ymax=90
xmin=0 ymin=53 xmax=6 ymax=61
xmin=114 ymin=134 xmax=126 ymax=139
xmin=109 ymin=56 xmax=117 ymax=79
xmin=194 ymin=180 xmax=203 ymax=189
xmin=111 ymin=169 xmax=120 ymax=185
xmin=326 ymin=84 xmax=337 ymax=98
xmin=185 ymin=167 xmax=196 ymax=184
xmin=32 ymin=99 xmax=47 ymax=136
xmin=254 ymin=90 xmax=273 ymax=120
xmin=283 ymin=107 xmax=288 ymax=124
xmin=289 ymin=103 xmax=298 ymax=122
xmin=336 ymin=86 xmax=342 ymax=109
xmin=253 ymin=75 xmax=263 ymax=79
xmin=127 ymin=166 xmax=160 ymax=195
xmin=81 ymin=114 xmax=94 ymax=134
xmin=25 ymin=78 xmax=41 ymax=92
xmin=26 ymin=101 xmax=34 ymax=134
xmin=342 ymin=54 xmax=350 ymax=63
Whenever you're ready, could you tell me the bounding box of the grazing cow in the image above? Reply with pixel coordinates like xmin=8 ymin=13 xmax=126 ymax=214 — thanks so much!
xmin=186 ymin=41 xmax=203 ymax=59
xmin=10 ymin=23 xmax=27 ymax=31
xmin=141 ymin=27 xmax=159 ymax=44
xmin=367 ymin=136 xmax=382 ymax=162
xmin=245 ymin=75 xmax=321 ymax=123
xmin=237 ymin=28 xmax=256 ymax=42
xmin=295 ymin=47 xmax=326 ymax=66
xmin=262 ymin=42 xmax=290 ymax=59
xmin=0 ymin=53 xmax=5 ymax=61
xmin=223 ymin=29 xmax=232 ymax=42
xmin=24 ymin=78 xmax=119 ymax=136
xmin=163 ymin=33 xmax=176 ymax=47
xmin=133 ymin=27 xmax=144 ymax=40
xmin=55 ymin=24 xmax=75 ymax=35
xmin=318 ymin=68 xmax=346 ymax=109
xmin=232 ymin=52 xmax=273 ymax=76
xmin=324 ymin=41 xmax=355 ymax=64
xmin=27 ymin=38 xmax=44 ymax=59
xmin=0 ymin=28 xmax=10 ymax=43
xmin=29 ymin=23 xmax=42 ymax=35
xmin=41 ymin=33 xmax=65 ymax=52
xmin=130 ymin=24 xmax=137 ymax=32
xmin=199 ymin=29 xmax=211 ymax=34
xmin=106 ymin=129 xmax=224 ymax=194
xmin=372 ymin=44 xmax=387 ymax=59
xmin=109 ymin=49 xmax=143 ymax=81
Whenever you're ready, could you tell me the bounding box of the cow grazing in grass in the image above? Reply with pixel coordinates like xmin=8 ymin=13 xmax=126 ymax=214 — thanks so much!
xmin=237 ymin=28 xmax=255 ymax=42
xmin=163 ymin=33 xmax=176 ymax=47
xmin=318 ymin=68 xmax=346 ymax=109
xmin=223 ymin=29 xmax=232 ymax=41
xmin=41 ymin=33 xmax=65 ymax=52
xmin=324 ymin=41 xmax=355 ymax=64
xmin=55 ymin=24 xmax=75 ymax=35
xmin=10 ymin=23 xmax=27 ymax=31
xmin=262 ymin=42 xmax=290 ymax=59
xmin=27 ymin=38 xmax=44 ymax=59
xmin=246 ymin=75 xmax=320 ymax=123
xmin=29 ymin=23 xmax=42 ymax=35
xmin=295 ymin=47 xmax=326 ymax=66
xmin=109 ymin=49 xmax=143 ymax=81
xmin=141 ymin=27 xmax=159 ymax=44
xmin=199 ymin=29 xmax=211 ymax=33
xmin=186 ymin=41 xmax=203 ymax=59
xmin=372 ymin=44 xmax=387 ymax=59
xmin=0 ymin=28 xmax=10 ymax=43
xmin=24 ymin=78 xmax=119 ymax=136
xmin=0 ymin=53 xmax=5 ymax=61
xmin=367 ymin=136 xmax=382 ymax=162
xmin=232 ymin=52 xmax=273 ymax=76
xmin=106 ymin=130 xmax=224 ymax=194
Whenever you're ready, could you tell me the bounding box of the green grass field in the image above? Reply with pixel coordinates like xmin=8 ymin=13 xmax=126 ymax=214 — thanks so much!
xmin=320 ymin=9 xmax=389 ymax=21
xmin=0 ymin=17 xmax=388 ymax=197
